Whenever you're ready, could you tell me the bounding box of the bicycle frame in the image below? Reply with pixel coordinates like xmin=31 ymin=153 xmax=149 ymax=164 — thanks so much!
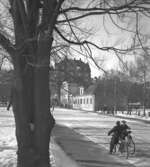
xmin=113 ymin=132 xmax=135 ymax=159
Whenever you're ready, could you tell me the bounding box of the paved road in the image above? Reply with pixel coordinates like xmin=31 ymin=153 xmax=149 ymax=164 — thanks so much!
xmin=53 ymin=108 xmax=150 ymax=167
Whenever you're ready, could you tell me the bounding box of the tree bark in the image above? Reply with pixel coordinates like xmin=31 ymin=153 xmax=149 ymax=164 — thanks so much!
xmin=11 ymin=34 xmax=55 ymax=167
xmin=33 ymin=33 xmax=54 ymax=167
xmin=12 ymin=61 xmax=35 ymax=167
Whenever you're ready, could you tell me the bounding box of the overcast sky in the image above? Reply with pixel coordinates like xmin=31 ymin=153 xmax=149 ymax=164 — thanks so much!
xmin=74 ymin=10 xmax=150 ymax=77
xmin=70 ymin=14 xmax=133 ymax=77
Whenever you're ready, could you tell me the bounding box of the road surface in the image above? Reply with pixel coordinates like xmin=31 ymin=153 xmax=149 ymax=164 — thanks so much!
xmin=53 ymin=108 xmax=150 ymax=167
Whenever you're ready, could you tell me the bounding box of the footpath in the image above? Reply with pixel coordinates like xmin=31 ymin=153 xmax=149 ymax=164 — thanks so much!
xmin=52 ymin=124 xmax=135 ymax=167
xmin=50 ymin=138 xmax=80 ymax=167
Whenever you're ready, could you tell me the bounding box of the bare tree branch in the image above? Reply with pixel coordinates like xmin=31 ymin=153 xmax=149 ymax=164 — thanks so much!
xmin=16 ymin=0 xmax=28 ymax=35
xmin=60 ymin=0 xmax=137 ymax=14
xmin=54 ymin=26 xmax=137 ymax=53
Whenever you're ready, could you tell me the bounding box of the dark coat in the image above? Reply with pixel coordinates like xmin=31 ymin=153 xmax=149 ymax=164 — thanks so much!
xmin=108 ymin=125 xmax=122 ymax=137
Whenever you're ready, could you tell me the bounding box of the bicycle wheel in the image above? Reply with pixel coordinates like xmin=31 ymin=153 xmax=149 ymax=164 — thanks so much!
xmin=126 ymin=143 xmax=129 ymax=159
xmin=127 ymin=138 xmax=135 ymax=155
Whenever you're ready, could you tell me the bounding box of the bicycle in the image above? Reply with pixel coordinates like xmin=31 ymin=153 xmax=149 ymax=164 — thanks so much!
xmin=113 ymin=131 xmax=135 ymax=159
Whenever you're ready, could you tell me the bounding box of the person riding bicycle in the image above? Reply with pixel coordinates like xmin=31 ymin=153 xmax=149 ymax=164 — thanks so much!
xmin=120 ymin=120 xmax=131 ymax=140
xmin=108 ymin=121 xmax=122 ymax=154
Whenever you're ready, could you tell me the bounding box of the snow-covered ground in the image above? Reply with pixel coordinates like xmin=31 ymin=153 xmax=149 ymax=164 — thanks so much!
xmin=0 ymin=108 xmax=16 ymax=167
xmin=116 ymin=110 xmax=150 ymax=121
xmin=97 ymin=109 xmax=150 ymax=121
xmin=2 ymin=106 xmax=149 ymax=167
xmin=0 ymin=108 xmax=80 ymax=167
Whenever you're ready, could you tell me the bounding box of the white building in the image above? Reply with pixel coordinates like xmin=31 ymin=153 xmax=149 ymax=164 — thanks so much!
xmin=73 ymin=86 xmax=95 ymax=111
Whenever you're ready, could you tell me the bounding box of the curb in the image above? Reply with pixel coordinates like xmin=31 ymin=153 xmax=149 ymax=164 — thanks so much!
xmin=51 ymin=137 xmax=80 ymax=167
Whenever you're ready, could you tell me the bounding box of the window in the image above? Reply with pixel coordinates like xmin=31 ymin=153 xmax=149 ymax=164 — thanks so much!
xmin=90 ymin=98 xmax=92 ymax=104
xmin=75 ymin=99 xmax=77 ymax=104
xmin=87 ymin=98 xmax=89 ymax=104
xmin=80 ymin=87 xmax=84 ymax=95
xmin=80 ymin=98 xmax=82 ymax=104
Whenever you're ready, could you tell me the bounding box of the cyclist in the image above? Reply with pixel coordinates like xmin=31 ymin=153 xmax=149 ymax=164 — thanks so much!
xmin=108 ymin=121 xmax=122 ymax=154
xmin=120 ymin=120 xmax=131 ymax=140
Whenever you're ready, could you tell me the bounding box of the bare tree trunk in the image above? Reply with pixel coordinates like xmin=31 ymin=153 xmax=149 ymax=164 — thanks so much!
xmin=8 ymin=1 xmax=59 ymax=166
xmin=33 ymin=33 xmax=54 ymax=167
xmin=143 ymin=71 xmax=146 ymax=116
xmin=11 ymin=35 xmax=55 ymax=167
xmin=12 ymin=66 xmax=35 ymax=167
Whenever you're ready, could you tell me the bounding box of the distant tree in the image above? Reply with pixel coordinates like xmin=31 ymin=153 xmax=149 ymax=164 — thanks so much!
xmin=56 ymin=58 xmax=91 ymax=86
xmin=95 ymin=75 xmax=131 ymax=111
xmin=128 ymin=83 xmax=143 ymax=103
xmin=53 ymin=58 xmax=91 ymax=101
xmin=127 ymin=51 xmax=150 ymax=115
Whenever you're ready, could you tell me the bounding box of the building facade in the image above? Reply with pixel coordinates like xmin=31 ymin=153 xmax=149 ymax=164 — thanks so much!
xmin=60 ymin=80 xmax=129 ymax=112
xmin=72 ymin=85 xmax=95 ymax=111
xmin=73 ymin=94 xmax=95 ymax=111
xmin=60 ymin=82 xmax=79 ymax=107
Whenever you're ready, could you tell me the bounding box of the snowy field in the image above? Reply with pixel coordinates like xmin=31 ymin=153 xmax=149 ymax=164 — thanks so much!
xmin=0 ymin=108 xmax=16 ymax=167
xmin=0 ymin=107 xmax=79 ymax=167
